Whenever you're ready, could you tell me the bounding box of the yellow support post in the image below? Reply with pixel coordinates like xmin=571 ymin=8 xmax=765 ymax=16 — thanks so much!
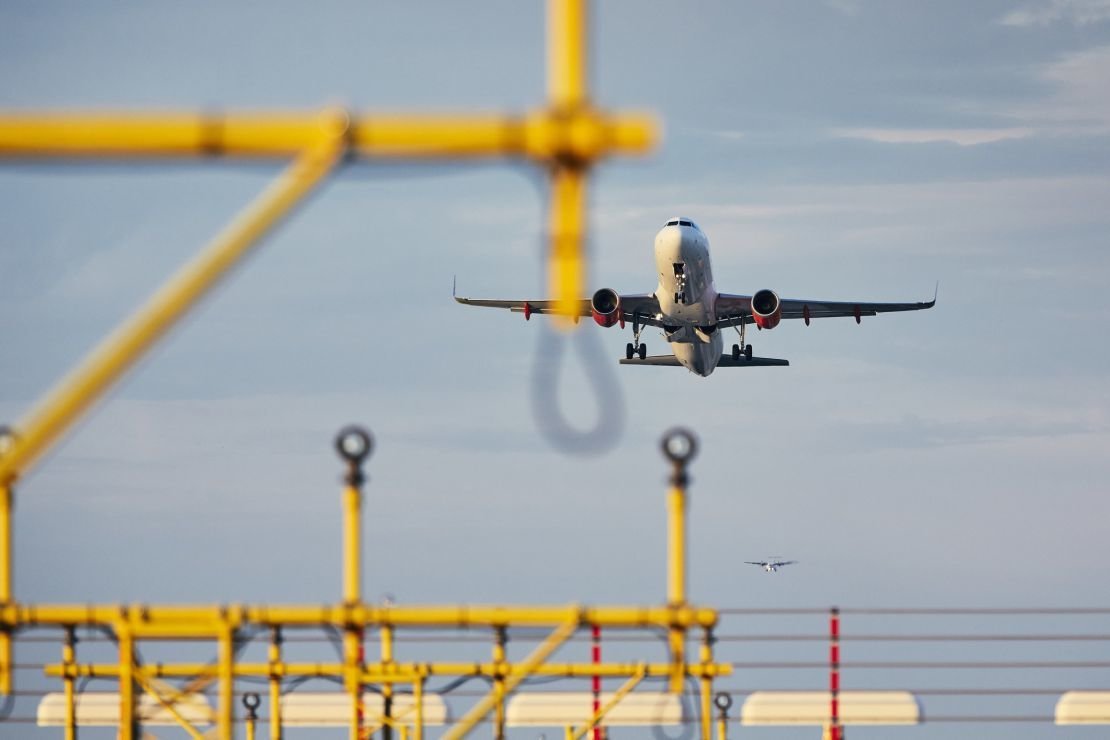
xmin=698 ymin=630 xmax=715 ymax=740
xmin=218 ymin=625 xmax=235 ymax=740
xmin=119 ymin=625 xmax=137 ymax=740
xmin=443 ymin=620 xmax=577 ymax=740
xmin=0 ymin=112 xmax=348 ymax=489
xmin=546 ymin=0 xmax=590 ymax=324
xmin=269 ymin=628 xmax=283 ymax=740
xmin=661 ymin=430 xmax=697 ymax=693
xmin=381 ymin=624 xmax=395 ymax=740
xmin=62 ymin=626 xmax=76 ymax=740
xmin=492 ymin=627 xmax=508 ymax=740
xmin=412 ymin=674 xmax=425 ymax=740
xmin=0 ymin=481 xmax=10 ymax=696
xmin=548 ymin=0 xmax=587 ymax=109
xmin=336 ymin=426 xmax=371 ymax=740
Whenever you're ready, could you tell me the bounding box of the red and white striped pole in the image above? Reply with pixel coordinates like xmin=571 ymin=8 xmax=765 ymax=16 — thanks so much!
xmin=829 ymin=606 xmax=841 ymax=740
xmin=592 ymin=623 xmax=602 ymax=740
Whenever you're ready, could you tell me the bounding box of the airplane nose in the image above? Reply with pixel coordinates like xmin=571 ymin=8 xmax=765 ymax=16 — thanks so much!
xmin=654 ymin=227 xmax=685 ymax=261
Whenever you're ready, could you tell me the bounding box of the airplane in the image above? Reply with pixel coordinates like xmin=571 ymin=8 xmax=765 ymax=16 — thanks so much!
xmin=454 ymin=216 xmax=936 ymax=377
xmin=746 ymin=559 xmax=797 ymax=573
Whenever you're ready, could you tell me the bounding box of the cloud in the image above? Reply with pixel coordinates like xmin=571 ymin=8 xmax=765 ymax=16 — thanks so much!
xmin=832 ymin=127 xmax=1035 ymax=146
xmin=1000 ymin=0 xmax=1110 ymax=26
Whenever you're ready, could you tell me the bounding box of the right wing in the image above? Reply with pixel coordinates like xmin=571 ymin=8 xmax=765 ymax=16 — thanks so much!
xmin=454 ymin=288 xmax=664 ymax=326
xmin=745 ymin=561 xmax=767 ymax=566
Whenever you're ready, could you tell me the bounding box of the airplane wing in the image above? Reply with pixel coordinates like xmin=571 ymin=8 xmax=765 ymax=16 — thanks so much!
xmin=715 ymin=290 xmax=936 ymax=327
xmin=745 ymin=561 xmax=767 ymax=566
xmin=454 ymin=290 xmax=665 ymax=326
xmin=772 ymin=561 xmax=798 ymax=567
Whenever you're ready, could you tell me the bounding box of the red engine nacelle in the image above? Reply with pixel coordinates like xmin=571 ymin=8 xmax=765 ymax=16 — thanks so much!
xmin=751 ymin=289 xmax=782 ymax=330
xmin=591 ymin=288 xmax=622 ymax=327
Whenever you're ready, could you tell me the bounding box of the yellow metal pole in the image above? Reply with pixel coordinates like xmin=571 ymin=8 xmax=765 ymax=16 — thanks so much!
xmin=443 ymin=620 xmax=577 ymax=740
xmin=412 ymin=674 xmax=424 ymax=740
xmin=0 ymin=112 xmax=348 ymax=488
xmin=666 ymin=477 xmax=687 ymax=693
xmin=698 ymin=631 xmax=715 ymax=740
xmin=381 ymin=624 xmax=395 ymax=740
xmin=118 ymin=625 xmax=137 ymax=740
xmin=62 ymin=626 xmax=76 ymax=740
xmin=492 ymin=628 xmax=507 ymax=740
xmin=547 ymin=0 xmax=589 ymax=324
xmin=716 ymin=716 xmax=727 ymax=740
xmin=218 ymin=625 xmax=235 ymax=740
xmin=548 ymin=0 xmax=588 ymax=109
xmin=269 ymin=628 xmax=282 ymax=740
xmin=548 ymin=166 xmax=587 ymax=326
xmin=568 ymin=667 xmax=646 ymax=740
xmin=0 ymin=482 xmax=10 ymax=696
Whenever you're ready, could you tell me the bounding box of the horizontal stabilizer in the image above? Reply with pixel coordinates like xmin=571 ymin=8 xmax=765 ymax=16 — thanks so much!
xmin=619 ymin=355 xmax=789 ymax=367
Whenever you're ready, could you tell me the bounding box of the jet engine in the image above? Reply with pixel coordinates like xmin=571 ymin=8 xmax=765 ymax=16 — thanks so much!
xmin=591 ymin=288 xmax=622 ymax=327
xmin=751 ymin=289 xmax=782 ymax=329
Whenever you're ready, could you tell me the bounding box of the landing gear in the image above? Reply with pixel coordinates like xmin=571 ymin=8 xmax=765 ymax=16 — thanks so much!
xmin=627 ymin=312 xmax=647 ymax=360
xmin=732 ymin=317 xmax=753 ymax=360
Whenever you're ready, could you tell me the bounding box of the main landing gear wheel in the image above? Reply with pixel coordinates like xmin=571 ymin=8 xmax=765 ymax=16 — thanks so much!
xmin=626 ymin=343 xmax=635 ymax=360
xmin=731 ymin=344 xmax=741 ymax=361
xmin=638 ymin=343 xmax=647 ymax=360
xmin=745 ymin=344 xmax=753 ymax=360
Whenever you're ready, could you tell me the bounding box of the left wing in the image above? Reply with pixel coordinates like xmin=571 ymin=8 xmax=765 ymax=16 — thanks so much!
xmin=715 ymin=291 xmax=936 ymax=327
xmin=745 ymin=561 xmax=768 ymax=566
xmin=772 ymin=560 xmax=798 ymax=567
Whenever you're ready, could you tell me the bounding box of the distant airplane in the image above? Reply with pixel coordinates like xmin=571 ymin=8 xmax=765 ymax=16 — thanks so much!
xmin=746 ymin=559 xmax=798 ymax=573
xmin=455 ymin=217 xmax=935 ymax=377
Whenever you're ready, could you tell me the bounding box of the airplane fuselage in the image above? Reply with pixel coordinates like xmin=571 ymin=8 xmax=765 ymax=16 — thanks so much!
xmin=653 ymin=219 xmax=722 ymax=376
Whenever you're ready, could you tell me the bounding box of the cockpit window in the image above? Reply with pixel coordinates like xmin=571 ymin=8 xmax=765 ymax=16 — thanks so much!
xmin=664 ymin=217 xmax=700 ymax=230
xmin=679 ymin=219 xmax=691 ymax=226
xmin=666 ymin=219 xmax=679 ymax=226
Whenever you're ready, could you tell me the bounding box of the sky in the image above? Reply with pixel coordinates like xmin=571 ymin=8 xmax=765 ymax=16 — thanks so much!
xmin=1 ymin=0 xmax=1110 ymax=737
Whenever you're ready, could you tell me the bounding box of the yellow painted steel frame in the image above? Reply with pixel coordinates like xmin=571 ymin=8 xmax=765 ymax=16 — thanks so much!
xmin=0 ymin=4 xmax=740 ymax=739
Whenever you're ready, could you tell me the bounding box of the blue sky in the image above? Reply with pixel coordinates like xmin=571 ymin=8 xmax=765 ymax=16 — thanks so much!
xmin=2 ymin=1 xmax=1110 ymax=737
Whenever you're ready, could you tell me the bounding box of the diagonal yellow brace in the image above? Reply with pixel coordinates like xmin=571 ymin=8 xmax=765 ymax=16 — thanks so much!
xmin=442 ymin=620 xmax=578 ymax=740
xmin=0 ymin=109 xmax=348 ymax=488
xmin=132 ymin=670 xmax=208 ymax=740
xmin=568 ymin=665 xmax=647 ymax=740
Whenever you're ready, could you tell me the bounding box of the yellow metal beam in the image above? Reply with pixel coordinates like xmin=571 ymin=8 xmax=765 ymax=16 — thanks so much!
xmin=45 ymin=660 xmax=730 ymax=681
xmin=0 ymin=113 xmax=348 ymax=488
xmin=443 ymin=620 xmax=578 ymax=740
xmin=5 ymin=603 xmax=718 ymax=630
xmin=268 ymin=628 xmax=283 ymax=740
xmin=0 ymin=110 xmax=654 ymax=162
xmin=568 ymin=666 xmax=646 ymax=740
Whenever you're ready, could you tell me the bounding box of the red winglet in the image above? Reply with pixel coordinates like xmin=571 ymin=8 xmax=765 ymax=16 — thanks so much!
xmin=803 ymin=305 xmax=811 ymax=326
xmin=523 ymin=302 xmax=532 ymax=320
xmin=854 ymin=305 xmax=861 ymax=324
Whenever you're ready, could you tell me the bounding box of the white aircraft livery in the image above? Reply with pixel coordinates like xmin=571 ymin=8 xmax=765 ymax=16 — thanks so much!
xmin=455 ymin=217 xmax=936 ymax=377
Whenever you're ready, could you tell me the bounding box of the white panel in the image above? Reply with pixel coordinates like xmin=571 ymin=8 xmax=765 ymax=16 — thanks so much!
xmin=506 ymin=691 xmax=683 ymax=727
xmin=1056 ymin=691 xmax=1110 ymax=725
xmin=280 ymin=692 xmax=448 ymax=727
xmin=741 ymin=691 xmax=921 ymax=726
xmin=37 ymin=692 xmax=213 ymax=727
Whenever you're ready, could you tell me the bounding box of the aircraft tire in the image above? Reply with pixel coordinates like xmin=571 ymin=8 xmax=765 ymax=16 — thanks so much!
xmin=626 ymin=343 xmax=634 ymax=360
xmin=638 ymin=343 xmax=647 ymax=360
xmin=731 ymin=344 xmax=740 ymax=361
xmin=745 ymin=344 xmax=753 ymax=360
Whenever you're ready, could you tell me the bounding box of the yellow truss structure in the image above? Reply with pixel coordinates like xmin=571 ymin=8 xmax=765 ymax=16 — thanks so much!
xmin=0 ymin=1 xmax=736 ymax=738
